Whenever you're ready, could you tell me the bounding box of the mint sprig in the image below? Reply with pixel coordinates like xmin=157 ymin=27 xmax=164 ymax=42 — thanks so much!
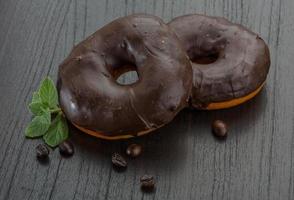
xmin=25 ymin=77 xmax=69 ymax=147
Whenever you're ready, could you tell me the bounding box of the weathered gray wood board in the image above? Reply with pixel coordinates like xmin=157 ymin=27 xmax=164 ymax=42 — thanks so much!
xmin=0 ymin=0 xmax=293 ymax=199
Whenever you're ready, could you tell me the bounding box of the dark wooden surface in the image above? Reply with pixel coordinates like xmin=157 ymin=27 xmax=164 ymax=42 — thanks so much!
xmin=0 ymin=0 xmax=293 ymax=199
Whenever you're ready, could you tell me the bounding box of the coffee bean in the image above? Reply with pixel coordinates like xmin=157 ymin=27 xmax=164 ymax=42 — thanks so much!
xmin=59 ymin=140 xmax=74 ymax=157
xmin=212 ymin=120 xmax=228 ymax=138
xmin=36 ymin=144 xmax=49 ymax=160
xmin=140 ymin=175 xmax=155 ymax=190
xmin=126 ymin=144 xmax=142 ymax=158
xmin=112 ymin=153 xmax=127 ymax=168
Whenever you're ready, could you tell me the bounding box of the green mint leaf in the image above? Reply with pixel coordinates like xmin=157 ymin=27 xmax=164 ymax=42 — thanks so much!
xmin=43 ymin=114 xmax=68 ymax=147
xmin=39 ymin=77 xmax=58 ymax=109
xmin=29 ymin=91 xmax=46 ymax=115
xmin=25 ymin=109 xmax=51 ymax=138
xmin=31 ymin=92 xmax=41 ymax=103
xmin=29 ymin=102 xmax=47 ymax=115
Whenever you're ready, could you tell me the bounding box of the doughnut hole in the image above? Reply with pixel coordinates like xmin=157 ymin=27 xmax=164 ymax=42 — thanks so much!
xmin=190 ymin=52 xmax=219 ymax=64
xmin=186 ymin=32 xmax=224 ymax=65
xmin=113 ymin=63 xmax=139 ymax=85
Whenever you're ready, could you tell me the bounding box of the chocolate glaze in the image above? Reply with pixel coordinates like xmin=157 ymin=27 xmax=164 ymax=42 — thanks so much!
xmin=57 ymin=14 xmax=192 ymax=137
xmin=168 ymin=14 xmax=270 ymax=108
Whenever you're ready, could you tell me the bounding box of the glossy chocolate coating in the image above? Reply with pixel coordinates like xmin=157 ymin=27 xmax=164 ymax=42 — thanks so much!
xmin=168 ymin=14 xmax=270 ymax=108
xmin=57 ymin=14 xmax=192 ymax=137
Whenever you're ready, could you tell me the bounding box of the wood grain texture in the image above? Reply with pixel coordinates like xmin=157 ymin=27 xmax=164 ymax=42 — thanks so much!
xmin=0 ymin=0 xmax=293 ymax=199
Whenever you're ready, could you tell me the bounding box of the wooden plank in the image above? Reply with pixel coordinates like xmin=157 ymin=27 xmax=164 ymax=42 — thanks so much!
xmin=0 ymin=0 xmax=293 ymax=199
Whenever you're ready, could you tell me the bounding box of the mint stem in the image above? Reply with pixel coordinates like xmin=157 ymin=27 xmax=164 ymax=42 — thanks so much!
xmin=50 ymin=107 xmax=62 ymax=114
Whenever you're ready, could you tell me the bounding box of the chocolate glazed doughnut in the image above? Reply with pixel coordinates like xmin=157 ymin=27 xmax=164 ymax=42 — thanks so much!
xmin=168 ymin=14 xmax=270 ymax=110
xmin=57 ymin=14 xmax=192 ymax=139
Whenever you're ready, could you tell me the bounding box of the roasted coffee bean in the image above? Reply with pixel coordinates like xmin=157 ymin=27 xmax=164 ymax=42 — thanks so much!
xmin=59 ymin=140 xmax=74 ymax=157
xmin=140 ymin=175 xmax=155 ymax=189
xmin=212 ymin=120 xmax=228 ymax=138
xmin=36 ymin=144 xmax=49 ymax=160
xmin=112 ymin=153 xmax=127 ymax=168
xmin=126 ymin=144 xmax=142 ymax=158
